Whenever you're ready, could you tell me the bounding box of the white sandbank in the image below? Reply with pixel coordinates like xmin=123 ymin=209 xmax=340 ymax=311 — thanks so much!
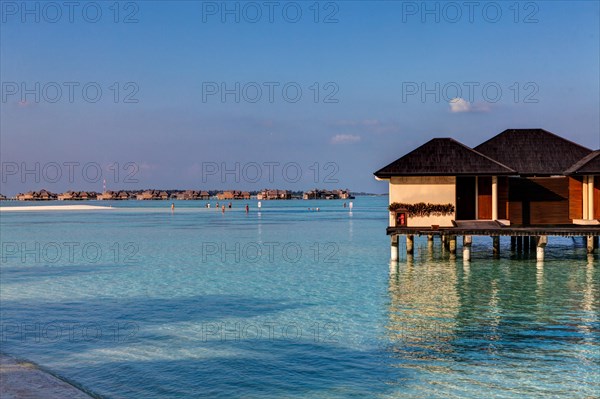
xmin=0 ymin=354 xmax=94 ymax=399
xmin=0 ymin=205 xmax=114 ymax=212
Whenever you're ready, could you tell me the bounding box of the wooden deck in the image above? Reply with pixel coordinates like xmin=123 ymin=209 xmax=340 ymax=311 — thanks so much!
xmin=387 ymin=220 xmax=600 ymax=237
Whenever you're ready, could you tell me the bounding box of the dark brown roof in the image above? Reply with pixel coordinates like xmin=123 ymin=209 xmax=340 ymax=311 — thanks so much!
xmin=373 ymin=138 xmax=515 ymax=178
xmin=474 ymin=129 xmax=592 ymax=176
xmin=564 ymin=150 xmax=600 ymax=175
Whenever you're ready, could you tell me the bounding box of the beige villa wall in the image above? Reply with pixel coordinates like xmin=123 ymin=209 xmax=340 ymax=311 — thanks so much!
xmin=389 ymin=176 xmax=456 ymax=227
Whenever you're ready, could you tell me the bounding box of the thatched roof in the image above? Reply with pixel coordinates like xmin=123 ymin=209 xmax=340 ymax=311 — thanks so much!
xmin=564 ymin=150 xmax=600 ymax=175
xmin=374 ymin=138 xmax=515 ymax=178
xmin=474 ymin=129 xmax=592 ymax=176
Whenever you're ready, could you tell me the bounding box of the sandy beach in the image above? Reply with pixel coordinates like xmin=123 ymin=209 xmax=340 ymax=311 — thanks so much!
xmin=0 ymin=205 xmax=114 ymax=212
xmin=0 ymin=354 xmax=95 ymax=399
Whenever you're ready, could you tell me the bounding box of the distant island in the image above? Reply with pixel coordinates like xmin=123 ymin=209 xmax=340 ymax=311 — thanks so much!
xmin=2 ymin=188 xmax=361 ymax=201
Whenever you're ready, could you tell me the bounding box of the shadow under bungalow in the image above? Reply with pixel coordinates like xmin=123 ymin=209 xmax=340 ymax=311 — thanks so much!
xmin=374 ymin=129 xmax=600 ymax=261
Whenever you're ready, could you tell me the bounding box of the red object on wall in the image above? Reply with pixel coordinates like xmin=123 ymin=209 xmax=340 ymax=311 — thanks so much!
xmin=396 ymin=212 xmax=407 ymax=226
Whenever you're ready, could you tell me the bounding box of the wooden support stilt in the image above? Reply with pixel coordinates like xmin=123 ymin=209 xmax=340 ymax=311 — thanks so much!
xmin=449 ymin=236 xmax=457 ymax=254
xmin=390 ymin=234 xmax=399 ymax=261
xmin=517 ymin=236 xmax=523 ymax=252
xmin=463 ymin=235 xmax=472 ymax=262
xmin=492 ymin=236 xmax=500 ymax=258
xmin=510 ymin=236 xmax=516 ymax=251
xmin=523 ymin=236 xmax=530 ymax=253
xmin=530 ymin=236 xmax=536 ymax=251
xmin=536 ymin=236 xmax=547 ymax=262
xmin=587 ymin=236 xmax=595 ymax=254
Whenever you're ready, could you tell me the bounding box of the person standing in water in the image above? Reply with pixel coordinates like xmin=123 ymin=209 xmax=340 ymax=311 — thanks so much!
xmin=245 ymin=204 xmax=249 ymax=213
xmin=228 ymin=202 xmax=232 ymax=209
xmin=222 ymin=205 xmax=225 ymax=213
xmin=171 ymin=203 xmax=175 ymax=211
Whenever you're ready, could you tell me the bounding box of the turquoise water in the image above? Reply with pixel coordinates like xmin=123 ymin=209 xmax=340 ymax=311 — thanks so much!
xmin=0 ymin=197 xmax=598 ymax=398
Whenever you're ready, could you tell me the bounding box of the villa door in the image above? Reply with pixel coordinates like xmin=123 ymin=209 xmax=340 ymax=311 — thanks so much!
xmin=478 ymin=177 xmax=492 ymax=219
xmin=456 ymin=176 xmax=476 ymax=220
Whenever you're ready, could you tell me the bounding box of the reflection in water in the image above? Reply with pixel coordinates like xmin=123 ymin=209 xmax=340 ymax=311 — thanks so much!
xmin=257 ymin=212 xmax=262 ymax=242
xmin=406 ymin=254 xmax=414 ymax=268
xmin=536 ymin=261 xmax=544 ymax=300
xmin=389 ymin=261 xmax=398 ymax=276
xmin=579 ymin=262 xmax=596 ymax=340
xmin=462 ymin=260 xmax=470 ymax=279
xmin=385 ymin=257 xmax=600 ymax=398
xmin=387 ymin=259 xmax=459 ymax=363
xmin=348 ymin=217 xmax=353 ymax=240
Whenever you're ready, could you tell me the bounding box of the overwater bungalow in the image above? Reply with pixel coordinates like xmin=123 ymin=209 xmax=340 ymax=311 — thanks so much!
xmin=136 ymin=190 xmax=158 ymax=200
xmin=257 ymin=189 xmax=291 ymax=200
xmin=79 ymin=191 xmax=96 ymax=200
xmin=57 ymin=191 xmax=75 ymax=201
xmin=303 ymin=188 xmax=353 ymax=200
xmin=176 ymin=190 xmax=195 ymax=200
xmin=97 ymin=191 xmax=117 ymax=200
xmin=217 ymin=191 xmax=234 ymax=200
xmin=58 ymin=191 xmax=98 ymax=200
xmin=118 ymin=191 xmax=132 ymax=200
xmin=216 ymin=190 xmax=251 ymax=200
xmin=38 ymin=190 xmax=56 ymax=200
xmin=16 ymin=190 xmax=57 ymax=201
xmin=16 ymin=192 xmax=35 ymax=201
xmin=374 ymin=129 xmax=600 ymax=261
xmin=175 ymin=190 xmax=200 ymax=200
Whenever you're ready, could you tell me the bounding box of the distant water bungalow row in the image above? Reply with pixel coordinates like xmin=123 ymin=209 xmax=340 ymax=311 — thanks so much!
xmin=374 ymin=128 xmax=600 ymax=261
xmin=303 ymin=189 xmax=354 ymax=200
xmin=4 ymin=188 xmax=353 ymax=201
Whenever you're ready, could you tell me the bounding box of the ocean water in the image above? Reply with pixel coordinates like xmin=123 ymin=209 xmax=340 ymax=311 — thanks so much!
xmin=0 ymin=197 xmax=598 ymax=398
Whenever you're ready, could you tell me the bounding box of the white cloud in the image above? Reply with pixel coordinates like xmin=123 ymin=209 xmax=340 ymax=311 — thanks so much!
xmin=449 ymin=98 xmax=491 ymax=113
xmin=449 ymin=98 xmax=471 ymax=112
xmin=330 ymin=134 xmax=361 ymax=144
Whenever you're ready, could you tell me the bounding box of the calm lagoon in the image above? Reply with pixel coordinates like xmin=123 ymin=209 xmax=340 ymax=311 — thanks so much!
xmin=0 ymin=197 xmax=598 ymax=398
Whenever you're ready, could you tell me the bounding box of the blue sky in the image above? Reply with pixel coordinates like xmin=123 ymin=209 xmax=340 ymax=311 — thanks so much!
xmin=1 ymin=1 xmax=599 ymax=195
